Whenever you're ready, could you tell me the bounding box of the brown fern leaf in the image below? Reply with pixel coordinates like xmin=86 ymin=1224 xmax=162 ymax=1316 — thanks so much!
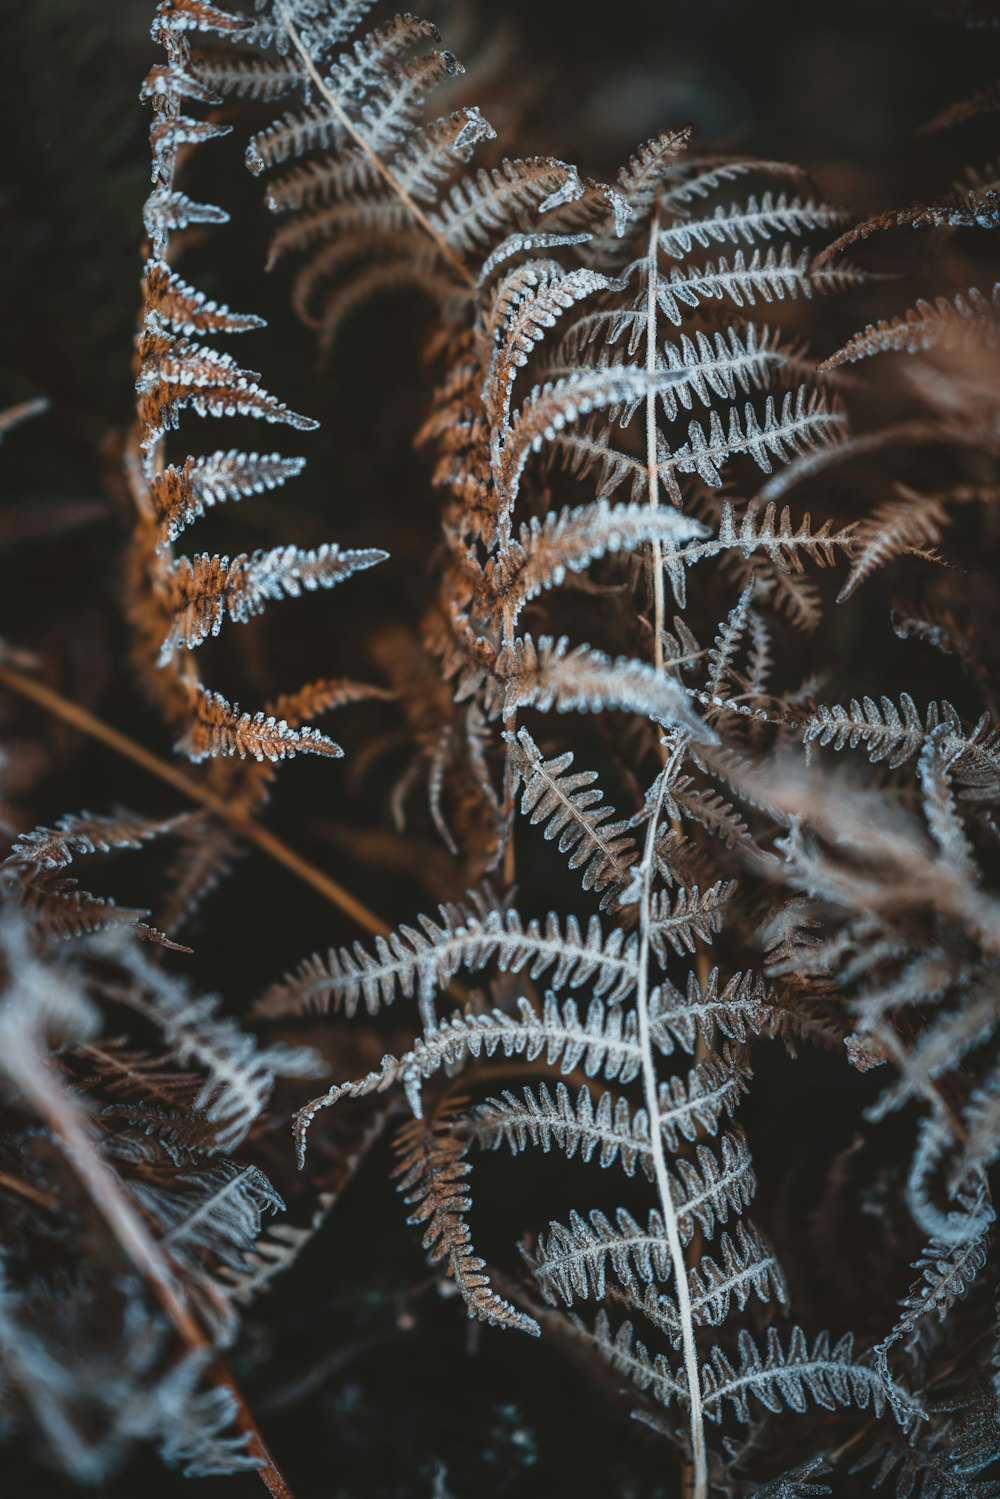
xmin=837 ymin=485 xmax=953 ymax=601
xmin=392 ymin=1103 xmax=540 ymax=1336
xmin=812 ymin=191 xmax=1000 ymax=269
xmin=819 ymin=286 xmax=1000 ymax=369
xmin=1 ymin=811 xmax=190 ymax=949
xmin=920 ymin=78 xmax=1000 ymax=133
xmin=182 ymin=688 xmax=344 ymax=763
xmin=129 ymin=2 xmax=383 ymax=783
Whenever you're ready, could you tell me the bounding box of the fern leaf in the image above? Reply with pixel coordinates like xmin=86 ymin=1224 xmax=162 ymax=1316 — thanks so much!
xmin=665 ymin=388 xmax=846 ymax=488
xmin=813 ymin=191 xmax=1000 ymax=269
xmin=505 ymin=726 xmax=638 ymax=902
xmin=150 ymin=451 xmax=306 ymax=548
xmin=717 ymin=497 xmax=857 ymax=573
xmin=131 ymin=1160 xmax=284 ymax=1274
xmin=182 ymin=688 xmax=345 ymax=762
xmin=256 ymin=898 xmax=641 ymax=1019
xmin=876 ymin=1217 xmax=989 ymax=1367
xmin=160 ymin=544 xmax=386 ymax=656
xmin=647 ymin=881 xmax=734 ymax=959
xmin=837 ymin=485 xmax=951 ymax=601
xmin=498 ymin=634 xmax=712 ymax=738
xmin=819 ymin=285 xmax=1000 ymax=369
xmin=484 ymin=500 xmax=705 ymax=627
xmin=143 ymin=261 xmax=265 ymax=337
xmin=802 ymin=693 xmax=955 ymax=768
xmin=111 ymin=944 xmax=324 ymax=1153
xmin=658 ymin=192 xmax=847 ymax=257
xmin=575 ymin=1308 xmax=680 ymax=1406
xmin=699 ymin=1326 xmax=887 ymax=1423
xmin=471 ymin=1050 xmax=748 ymax=1172
xmin=136 ymin=332 xmax=319 ymax=455
xmin=393 ymin=1109 xmax=539 ymax=1335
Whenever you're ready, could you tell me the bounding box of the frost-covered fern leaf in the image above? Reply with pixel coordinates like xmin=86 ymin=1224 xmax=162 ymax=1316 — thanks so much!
xmin=575 ymin=1308 xmax=680 ymax=1406
xmin=527 ymin=1135 xmax=757 ymax=1302
xmin=215 ymin=1 xmax=624 ymax=344
xmin=802 ymin=693 xmax=960 ymax=769
xmin=217 ymin=1191 xmax=337 ymax=1305
xmin=836 ymin=484 xmax=951 ymax=602
xmin=876 ymin=1213 xmax=990 ymax=1377
xmin=297 ymin=992 xmax=653 ymax=1128
xmin=813 ymin=193 xmax=1000 ymax=272
xmin=533 ymin=1212 xmax=783 ymax=1331
xmin=647 ymin=881 xmax=734 ymax=959
xmin=698 ymin=1327 xmax=888 ymax=1423
xmin=1 ymin=810 xmax=189 ymax=948
xmin=392 ymin=1106 xmax=539 ymax=1335
xmin=715 ymin=497 xmax=857 ymax=574
xmin=664 ymin=389 xmax=846 ymax=489
xmin=129 ymin=1 xmax=384 ymax=772
xmin=498 ymin=635 xmax=711 ymax=738
xmin=820 ymin=285 xmax=1000 ymax=369
xmin=651 ymin=970 xmax=770 ymax=1053
xmin=257 ymin=895 xmax=642 ymax=1021
xmin=505 ymin=727 xmax=638 ymax=905
xmin=470 ymin=1047 xmax=749 ymax=1174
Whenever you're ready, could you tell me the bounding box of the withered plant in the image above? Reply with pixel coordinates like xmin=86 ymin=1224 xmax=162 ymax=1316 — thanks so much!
xmin=2 ymin=1 xmax=1000 ymax=1496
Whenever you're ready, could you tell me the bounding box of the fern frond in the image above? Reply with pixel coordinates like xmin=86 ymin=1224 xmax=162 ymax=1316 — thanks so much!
xmin=535 ymin=1134 xmax=756 ymax=1309
xmin=505 ymin=727 xmax=638 ymax=902
xmin=813 ymin=191 xmax=1000 ymax=269
xmin=484 ymin=500 xmax=705 ymax=628
xmin=496 ymin=367 xmax=689 ymax=526
xmin=182 ymin=688 xmax=345 ymax=762
xmin=150 ymin=451 xmax=306 ymax=548
xmin=819 ymin=285 xmax=1000 ymax=369
xmin=652 ymin=244 xmax=856 ymax=326
xmin=647 ymin=881 xmax=734 ymax=959
xmin=664 ymin=388 xmax=847 ymax=489
xmin=393 ymin=1108 xmax=539 ymax=1335
xmin=136 ymin=332 xmax=319 ymax=455
xmin=651 ymin=971 xmax=770 ymax=1053
xmin=295 ymin=990 xmax=659 ymax=1131
xmin=838 ymin=485 xmax=952 ymax=601
xmin=498 ymin=635 xmax=712 ymax=738
xmin=160 ymin=544 xmax=386 ymax=656
xmin=802 ymin=693 xmax=957 ymax=768
xmin=471 ymin=1049 xmax=748 ymax=1170
xmin=131 ymin=1160 xmax=284 ymax=1275
xmin=256 ymin=898 xmax=641 ymax=1019
xmin=699 ymin=1326 xmax=887 ymax=1423
xmin=658 ymin=192 xmax=847 ymax=257
xmin=111 ymin=944 xmax=324 ymax=1153
xmin=575 ymin=1308 xmax=679 ymax=1406
xmin=876 ymin=1215 xmax=989 ymax=1372
xmin=680 ymin=1220 xmax=787 ymax=1327
xmin=717 ymin=497 xmax=857 ymax=573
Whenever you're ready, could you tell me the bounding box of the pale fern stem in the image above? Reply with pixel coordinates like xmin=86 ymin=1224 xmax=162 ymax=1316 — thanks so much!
xmin=635 ymin=779 xmax=708 ymax=1498
xmin=275 ymin=0 xmax=475 ymax=289
xmin=645 ymin=210 xmax=666 ymax=671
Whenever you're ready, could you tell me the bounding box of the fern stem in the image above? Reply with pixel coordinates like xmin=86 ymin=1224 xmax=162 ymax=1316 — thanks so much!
xmin=0 ymin=662 xmax=389 ymax=939
xmin=645 ymin=211 xmax=666 ymax=672
xmin=635 ymin=778 xmax=708 ymax=1499
xmin=6 ymin=1039 xmax=296 ymax=1499
xmin=274 ymin=0 xmax=475 ymax=289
